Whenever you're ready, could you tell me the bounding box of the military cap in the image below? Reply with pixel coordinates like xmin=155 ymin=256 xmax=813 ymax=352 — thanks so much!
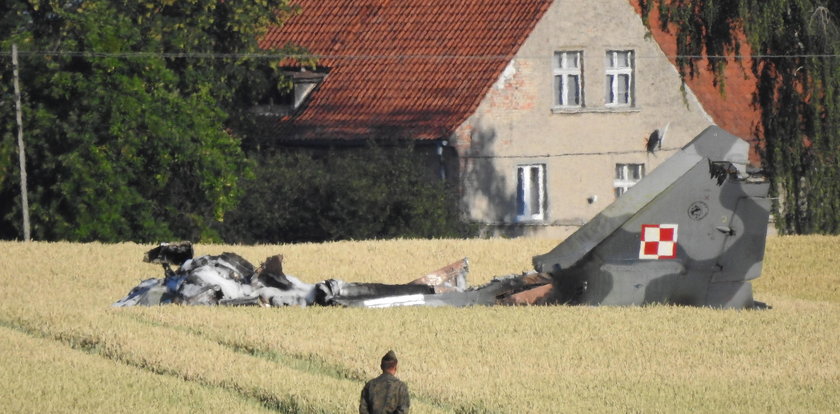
xmin=382 ymin=350 xmax=398 ymax=364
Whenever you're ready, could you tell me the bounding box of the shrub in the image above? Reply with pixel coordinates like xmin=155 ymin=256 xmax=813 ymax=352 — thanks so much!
xmin=219 ymin=142 xmax=474 ymax=243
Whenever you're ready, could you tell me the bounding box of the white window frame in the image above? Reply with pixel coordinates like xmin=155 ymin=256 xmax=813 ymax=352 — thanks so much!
xmin=614 ymin=163 xmax=644 ymax=198
xmin=605 ymin=50 xmax=634 ymax=107
xmin=553 ymin=51 xmax=583 ymax=108
xmin=516 ymin=164 xmax=546 ymax=222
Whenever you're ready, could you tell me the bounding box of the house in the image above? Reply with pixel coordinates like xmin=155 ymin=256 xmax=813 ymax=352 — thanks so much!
xmin=259 ymin=0 xmax=761 ymax=238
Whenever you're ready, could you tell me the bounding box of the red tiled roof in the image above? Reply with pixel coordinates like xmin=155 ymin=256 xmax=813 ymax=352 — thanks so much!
xmin=260 ymin=0 xmax=553 ymax=140
xmin=627 ymin=1 xmax=762 ymax=163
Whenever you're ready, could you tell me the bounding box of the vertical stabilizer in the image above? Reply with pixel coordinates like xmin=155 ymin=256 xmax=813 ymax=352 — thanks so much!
xmin=533 ymin=126 xmax=770 ymax=308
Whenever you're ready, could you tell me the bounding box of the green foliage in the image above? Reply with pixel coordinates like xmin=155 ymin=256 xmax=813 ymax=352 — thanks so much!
xmin=220 ymin=143 xmax=475 ymax=244
xmin=0 ymin=0 xmax=296 ymax=241
xmin=641 ymin=0 xmax=840 ymax=234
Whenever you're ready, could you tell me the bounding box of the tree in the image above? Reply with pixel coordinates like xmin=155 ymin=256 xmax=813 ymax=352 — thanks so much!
xmin=640 ymin=0 xmax=840 ymax=234
xmin=0 ymin=0 xmax=296 ymax=241
xmin=219 ymin=143 xmax=475 ymax=244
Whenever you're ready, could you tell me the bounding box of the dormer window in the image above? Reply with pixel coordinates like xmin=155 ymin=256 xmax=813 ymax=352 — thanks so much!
xmin=251 ymin=68 xmax=327 ymax=117
xmin=286 ymin=69 xmax=327 ymax=110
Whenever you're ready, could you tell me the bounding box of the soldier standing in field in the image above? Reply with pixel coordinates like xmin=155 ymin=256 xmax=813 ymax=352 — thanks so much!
xmin=359 ymin=350 xmax=410 ymax=414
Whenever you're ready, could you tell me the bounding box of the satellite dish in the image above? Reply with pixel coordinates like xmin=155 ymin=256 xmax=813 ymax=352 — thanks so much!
xmin=646 ymin=121 xmax=671 ymax=154
xmin=659 ymin=121 xmax=670 ymax=148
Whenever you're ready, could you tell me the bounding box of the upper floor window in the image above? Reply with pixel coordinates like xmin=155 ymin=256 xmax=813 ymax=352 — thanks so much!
xmin=516 ymin=164 xmax=546 ymax=221
xmin=614 ymin=163 xmax=644 ymax=198
xmin=605 ymin=50 xmax=634 ymax=107
xmin=553 ymin=51 xmax=583 ymax=108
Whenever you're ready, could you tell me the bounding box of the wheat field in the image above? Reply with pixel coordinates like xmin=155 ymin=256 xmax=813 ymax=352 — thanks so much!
xmin=0 ymin=236 xmax=838 ymax=413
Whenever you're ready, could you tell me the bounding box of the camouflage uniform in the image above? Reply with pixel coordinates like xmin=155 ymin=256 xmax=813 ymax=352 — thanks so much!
xmin=359 ymin=372 xmax=410 ymax=414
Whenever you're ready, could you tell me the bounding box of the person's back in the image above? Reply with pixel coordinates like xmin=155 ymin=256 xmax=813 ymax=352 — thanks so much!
xmin=360 ymin=350 xmax=410 ymax=414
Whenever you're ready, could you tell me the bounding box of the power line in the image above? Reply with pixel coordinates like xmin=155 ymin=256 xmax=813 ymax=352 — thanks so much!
xmin=0 ymin=51 xmax=290 ymax=59
xmin=1 ymin=50 xmax=840 ymax=60
xmin=463 ymin=147 xmax=680 ymax=159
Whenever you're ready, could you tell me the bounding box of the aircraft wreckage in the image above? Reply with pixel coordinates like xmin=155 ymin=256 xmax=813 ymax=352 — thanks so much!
xmin=115 ymin=126 xmax=771 ymax=309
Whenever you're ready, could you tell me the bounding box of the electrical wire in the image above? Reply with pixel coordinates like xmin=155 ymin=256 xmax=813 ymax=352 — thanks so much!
xmin=462 ymin=147 xmax=681 ymax=159
xmin=0 ymin=50 xmax=839 ymax=60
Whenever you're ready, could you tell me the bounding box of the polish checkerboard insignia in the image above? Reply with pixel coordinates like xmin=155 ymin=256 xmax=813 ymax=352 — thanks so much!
xmin=639 ymin=224 xmax=678 ymax=259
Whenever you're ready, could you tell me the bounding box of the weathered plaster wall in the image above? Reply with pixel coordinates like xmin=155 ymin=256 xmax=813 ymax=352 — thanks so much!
xmin=452 ymin=0 xmax=717 ymax=238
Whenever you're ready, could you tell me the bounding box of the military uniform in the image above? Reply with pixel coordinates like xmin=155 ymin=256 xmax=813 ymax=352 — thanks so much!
xmin=360 ymin=351 xmax=410 ymax=414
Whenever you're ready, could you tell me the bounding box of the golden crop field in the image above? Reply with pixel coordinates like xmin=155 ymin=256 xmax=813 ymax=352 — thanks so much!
xmin=1 ymin=236 xmax=838 ymax=413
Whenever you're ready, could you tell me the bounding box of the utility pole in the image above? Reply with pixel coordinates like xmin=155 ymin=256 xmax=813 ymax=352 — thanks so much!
xmin=12 ymin=44 xmax=31 ymax=241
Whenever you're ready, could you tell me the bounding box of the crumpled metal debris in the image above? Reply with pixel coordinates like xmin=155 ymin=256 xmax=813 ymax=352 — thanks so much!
xmin=113 ymin=242 xmax=551 ymax=308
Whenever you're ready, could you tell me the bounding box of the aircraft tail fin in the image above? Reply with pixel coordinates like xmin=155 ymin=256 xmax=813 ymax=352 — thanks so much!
xmin=533 ymin=126 xmax=770 ymax=308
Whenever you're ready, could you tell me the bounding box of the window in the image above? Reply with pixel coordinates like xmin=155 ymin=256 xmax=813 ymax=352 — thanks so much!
xmin=614 ymin=163 xmax=644 ymax=198
xmin=516 ymin=164 xmax=546 ymax=221
xmin=554 ymin=51 xmax=583 ymax=107
xmin=605 ymin=50 xmax=633 ymax=106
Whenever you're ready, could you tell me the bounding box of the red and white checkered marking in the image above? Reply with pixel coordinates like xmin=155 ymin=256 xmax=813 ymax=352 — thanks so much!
xmin=639 ymin=224 xmax=678 ymax=259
